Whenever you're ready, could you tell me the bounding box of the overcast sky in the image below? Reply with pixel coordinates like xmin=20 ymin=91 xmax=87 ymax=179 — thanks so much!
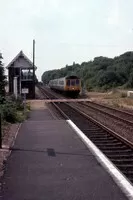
xmin=1 ymin=0 xmax=133 ymax=80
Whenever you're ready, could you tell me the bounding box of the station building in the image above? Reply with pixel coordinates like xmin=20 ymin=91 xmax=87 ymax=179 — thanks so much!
xmin=6 ymin=51 xmax=37 ymax=99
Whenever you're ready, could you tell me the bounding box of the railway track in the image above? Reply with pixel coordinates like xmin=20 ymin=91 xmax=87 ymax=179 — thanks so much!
xmin=54 ymin=102 xmax=133 ymax=184
xmin=37 ymin=85 xmax=85 ymax=100
xmin=79 ymin=101 xmax=133 ymax=124
xmin=37 ymin=85 xmax=58 ymax=99
xmin=70 ymin=101 xmax=133 ymax=146
xmin=38 ymin=86 xmax=133 ymax=184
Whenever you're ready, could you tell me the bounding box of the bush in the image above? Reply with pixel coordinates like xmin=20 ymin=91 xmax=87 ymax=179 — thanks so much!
xmin=6 ymin=95 xmax=24 ymax=110
xmin=1 ymin=100 xmax=17 ymax=123
xmin=0 ymin=95 xmax=26 ymax=123
xmin=15 ymin=111 xmax=25 ymax=122
xmin=26 ymin=103 xmax=31 ymax=111
xmin=0 ymin=95 xmax=6 ymax=104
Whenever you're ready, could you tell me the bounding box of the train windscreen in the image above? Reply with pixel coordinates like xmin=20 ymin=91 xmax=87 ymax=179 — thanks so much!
xmin=76 ymin=79 xmax=79 ymax=85
xmin=67 ymin=79 xmax=80 ymax=86
xmin=67 ymin=80 xmax=70 ymax=86
xmin=71 ymin=80 xmax=75 ymax=86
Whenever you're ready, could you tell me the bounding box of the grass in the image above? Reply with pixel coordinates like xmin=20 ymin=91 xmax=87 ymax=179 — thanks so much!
xmin=88 ymin=89 xmax=133 ymax=109
xmin=121 ymin=98 xmax=133 ymax=106
xmin=104 ymin=91 xmax=133 ymax=109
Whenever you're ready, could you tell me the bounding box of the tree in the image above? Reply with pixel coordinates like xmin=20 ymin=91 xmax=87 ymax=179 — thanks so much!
xmin=41 ymin=51 xmax=133 ymax=91
xmin=0 ymin=52 xmax=6 ymax=101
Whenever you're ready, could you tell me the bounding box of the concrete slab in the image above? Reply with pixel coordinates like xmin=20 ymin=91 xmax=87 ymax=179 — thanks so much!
xmin=28 ymin=109 xmax=56 ymax=121
xmin=28 ymin=100 xmax=46 ymax=110
xmin=0 ymin=111 xmax=128 ymax=200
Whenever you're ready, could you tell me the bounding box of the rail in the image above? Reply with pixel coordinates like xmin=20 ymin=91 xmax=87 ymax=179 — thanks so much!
xmin=77 ymin=102 xmax=133 ymax=126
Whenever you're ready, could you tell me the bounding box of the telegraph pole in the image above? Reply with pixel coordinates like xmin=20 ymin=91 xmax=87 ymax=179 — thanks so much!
xmin=33 ymin=39 xmax=35 ymax=99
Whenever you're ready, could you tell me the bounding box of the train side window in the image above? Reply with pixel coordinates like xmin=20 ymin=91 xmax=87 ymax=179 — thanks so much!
xmin=59 ymin=81 xmax=64 ymax=85
xmin=76 ymin=79 xmax=79 ymax=85
xmin=67 ymin=80 xmax=70 ymax=86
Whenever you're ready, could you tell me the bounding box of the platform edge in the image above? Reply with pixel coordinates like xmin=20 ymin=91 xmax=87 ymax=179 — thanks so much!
xmin=67 ymin=119 xmax=133 ymax=200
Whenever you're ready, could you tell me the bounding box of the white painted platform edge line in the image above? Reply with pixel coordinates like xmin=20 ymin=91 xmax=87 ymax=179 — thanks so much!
xmin=67 ymin=119 xmax=133 ymax=200
xmin=14 ymin=123 xmax=22 ymax=142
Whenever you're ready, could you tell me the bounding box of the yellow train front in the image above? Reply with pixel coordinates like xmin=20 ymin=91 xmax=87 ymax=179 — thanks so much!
xmin=64 ymin=76 xmax=81 ymax=97
xmin=49 ymin=75 xmax=81 ymax=97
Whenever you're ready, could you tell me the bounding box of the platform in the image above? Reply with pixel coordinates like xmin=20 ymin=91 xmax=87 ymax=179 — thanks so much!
xmin=0 ymin=106 xmax=128 ymax=200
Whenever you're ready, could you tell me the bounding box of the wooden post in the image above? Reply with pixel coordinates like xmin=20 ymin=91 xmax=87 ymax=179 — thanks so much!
xmin=24 ymin=93 xmax=26 ymax=115
xmin=33 ymin=39 xmax=35 ymax=99
xmin=13 ymin=77 xmax=18 ymax=99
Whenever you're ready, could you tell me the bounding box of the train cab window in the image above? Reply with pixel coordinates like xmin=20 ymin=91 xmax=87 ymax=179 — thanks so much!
xmin=71 ymin=80 xmax=75 ymax=86
xmin=67 ymin=80 xmax=70 ymax=86
xmin=76 ymin=79 xmax=79 ymax=85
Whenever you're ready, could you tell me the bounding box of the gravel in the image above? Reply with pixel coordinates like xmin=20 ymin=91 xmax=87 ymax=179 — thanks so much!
xmin=0 ymin=123 xmax=20 ymax=177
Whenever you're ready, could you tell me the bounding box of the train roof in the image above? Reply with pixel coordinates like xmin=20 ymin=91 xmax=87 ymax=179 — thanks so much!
xmin=49 ymin=75 xmax=80 ymax=82
xmin=65 ymin=75 xmax=80 ymax=79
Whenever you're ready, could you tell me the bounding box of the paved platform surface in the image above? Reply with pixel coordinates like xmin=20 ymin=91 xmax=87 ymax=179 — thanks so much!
xmin=0 ymin=108 xmax=127 ymax=200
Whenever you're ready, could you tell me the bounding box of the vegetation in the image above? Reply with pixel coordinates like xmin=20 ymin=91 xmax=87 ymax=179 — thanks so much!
xmin=0 ymin=95 xmax=29 ymax=123
xmin=0 ymin=53 xmax=6 ymax=102
xmin=0 ymin=95 xmax=31 ymax=123
xmin=41 ymin=51 xmax=133 ymax=91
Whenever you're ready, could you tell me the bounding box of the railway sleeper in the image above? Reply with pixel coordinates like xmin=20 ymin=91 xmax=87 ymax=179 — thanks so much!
xmin=123 ymin=171 xmax=133 ymax=177
xmin=97 ymin=146 xmax=128 ymax=150
xmin=82 ymin=129 xmax=106 ymax=133
xmin=95 ymin=143 xmax=127 ymax=148
xmin=82 ymin=132 xmax=108 ymax=136
xmin=116 ymin=164 xmax=133 ymax=170
xmin=89 ymin=138 xmax=118 ymax=142
xmin=88 ymin=135 xmax=117 ymax=139
xmin=111 ymin=159 xmax=133 ymax=165
xmin=102 ymin=149 xmax=133 ymax=154
xmin=107 ymin=154 xmax=133 ymax=159
xmin=91 ymin=141 xmax=123 ymax=146
xmin=88 ymin=133 xmax=115 ymax=137
xmin=84 ymin=132 xmax=110 ymax=136
xmin=84 ymin=134 xmax=112 ymax=138
xmin=81 ymin=128 xmax=102 ymax=131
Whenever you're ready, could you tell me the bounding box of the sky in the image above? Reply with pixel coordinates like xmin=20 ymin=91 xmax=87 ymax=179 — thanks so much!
xmin=1 ymin=0 xmax=133 ymax=80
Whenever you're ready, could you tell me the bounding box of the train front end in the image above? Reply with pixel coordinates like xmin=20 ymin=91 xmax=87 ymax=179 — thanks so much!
xmin=65 ymin=76 xmax=81 ymax=97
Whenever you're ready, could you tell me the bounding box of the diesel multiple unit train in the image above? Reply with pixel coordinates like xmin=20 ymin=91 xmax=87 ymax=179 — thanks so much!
xmin=49 ymin=75 xmax=81 ymax=97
